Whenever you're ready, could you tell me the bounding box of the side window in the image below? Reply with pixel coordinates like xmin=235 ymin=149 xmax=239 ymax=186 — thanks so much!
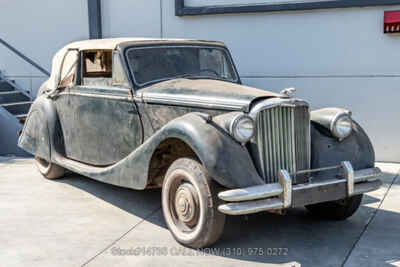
xmin=81 ymin=50 xmax=113 ymax=87
xmin=59 ymin=50 xmax=78 ymax=88
xmin=112 ymin=52 xmax=130 ymax=88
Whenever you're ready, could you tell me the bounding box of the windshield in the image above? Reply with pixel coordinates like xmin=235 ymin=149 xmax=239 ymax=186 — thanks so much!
xmin=126 ymin=46 xmax=238 ymax=86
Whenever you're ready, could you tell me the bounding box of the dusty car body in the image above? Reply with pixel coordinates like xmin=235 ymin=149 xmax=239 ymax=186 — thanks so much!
xmin=19 ymin=38 xmax=382 ymax=248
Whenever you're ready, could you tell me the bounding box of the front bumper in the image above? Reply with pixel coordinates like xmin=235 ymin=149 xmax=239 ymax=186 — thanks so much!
xmin=218 ymin=161 xmax=382 ymax=215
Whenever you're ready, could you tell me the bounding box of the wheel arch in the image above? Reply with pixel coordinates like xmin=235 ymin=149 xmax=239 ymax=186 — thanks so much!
xmin=147 ymin=137 xmax=199 ymax=188
xmin=143 ymin=113 xmax=264 ymax=189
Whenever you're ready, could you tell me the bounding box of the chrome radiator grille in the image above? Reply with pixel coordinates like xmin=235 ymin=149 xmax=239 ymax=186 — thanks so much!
xmin=253 ymin=104 xmax=311 ymax=184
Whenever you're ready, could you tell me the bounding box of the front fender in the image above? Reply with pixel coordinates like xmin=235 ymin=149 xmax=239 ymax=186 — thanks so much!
xmin=310 ymin=107 xmax=375 ymax=176
xmin=310 ymin=120 xmax=375 ymax=178
xmin=159 ymin=113 xmax=264 ymax=188
xmin=52 ymin=112 xmax=264 ymax=190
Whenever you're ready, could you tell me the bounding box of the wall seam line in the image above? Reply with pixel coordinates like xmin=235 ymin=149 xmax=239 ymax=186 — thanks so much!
xmin=160 ymin=0 xmax=164 ymax=38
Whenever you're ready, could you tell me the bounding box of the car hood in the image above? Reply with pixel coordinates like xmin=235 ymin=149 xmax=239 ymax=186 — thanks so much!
xmin=139 ymin=79 xmax=285 ymax=112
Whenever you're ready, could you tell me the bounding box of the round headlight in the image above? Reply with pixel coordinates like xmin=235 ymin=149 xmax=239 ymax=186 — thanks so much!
xmin=331 ymin=114 xmax=353 ymax=139
xmin=230 ymin=114 xmax=255 ymax=143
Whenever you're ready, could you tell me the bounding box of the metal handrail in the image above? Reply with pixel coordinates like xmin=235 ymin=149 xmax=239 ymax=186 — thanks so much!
xmin=0 ymin=38 xmax=50 ymax=76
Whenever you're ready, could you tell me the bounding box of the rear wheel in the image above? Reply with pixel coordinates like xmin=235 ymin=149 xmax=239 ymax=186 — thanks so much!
xmin=162 ymin=157 xmax=225 ymax=248
xmin=35 ymin=156 xmax=65 ymax=179
xmin=305 ymin=194 xmax=363 ymax=220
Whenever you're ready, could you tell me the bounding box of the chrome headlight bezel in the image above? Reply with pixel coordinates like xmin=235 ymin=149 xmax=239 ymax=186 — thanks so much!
xmin=330 ymin=112 xmax=353 ymax=140
xmin=229 ymin=114 xmax=255 ymax=143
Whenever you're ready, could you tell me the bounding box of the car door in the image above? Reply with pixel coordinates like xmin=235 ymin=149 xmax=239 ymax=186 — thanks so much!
xmin=54 ymin=49 xmax=142 ymax=166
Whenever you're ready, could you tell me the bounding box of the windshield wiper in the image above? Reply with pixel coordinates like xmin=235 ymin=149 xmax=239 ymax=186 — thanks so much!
xmin=144 ymin=73 xmax=228 ymax=87
xmin=173 ymin=73 xmax=227 ymax=81
xmin=173 ymin=73 xmax=201 ymax=79
xmin=137 ymin=74 xmax=232 ymax=89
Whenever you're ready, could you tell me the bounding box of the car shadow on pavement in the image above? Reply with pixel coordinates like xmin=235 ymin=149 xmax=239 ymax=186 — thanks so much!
xmin=56 ymin=171 xmax=398 ymax=267
xmin=0 ymin=156 xmax=30 ymax=164
xmin=57 ymin=172 xmax=164 ymax=228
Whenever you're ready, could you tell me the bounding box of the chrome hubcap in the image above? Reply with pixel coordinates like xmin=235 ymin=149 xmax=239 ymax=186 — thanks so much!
xmin=174 ymin=183 xmax=198 ymax=227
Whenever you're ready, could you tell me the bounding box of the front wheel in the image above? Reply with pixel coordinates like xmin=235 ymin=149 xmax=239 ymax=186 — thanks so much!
xmin=162 ymin=157 xmax=225 ymax=248
xmin=35 ymin=156 xmax=65 ymax=179
xmin=305 ymin=194 xmax=363 ymax=220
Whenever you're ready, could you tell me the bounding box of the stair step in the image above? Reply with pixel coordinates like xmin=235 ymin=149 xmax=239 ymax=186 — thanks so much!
xmin=15 ymin=114 xmax=28 ymax=124
xmin=0 ymin=91 xmax=30 ymax=104
xmin=0 ymin=87 xmax=15 ymax=92
xmin=0 ymin=81 xmax=15 ymax=91
xmin=15 ymin=113 xmax=28 ymax=118
xmin=1 ymin=101 xmax=32 ymax=115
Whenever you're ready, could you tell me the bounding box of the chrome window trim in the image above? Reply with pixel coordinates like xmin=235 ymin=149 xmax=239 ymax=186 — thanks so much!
xmin=111 ymin=50 xmax=132 ymax=89
xmin=58 ymin=91 xmax=131 ymax=101
xmin=75 ymin=85 xmax=131 ymax=93
xmin=57 ymin=48 xmax=79 ymax=89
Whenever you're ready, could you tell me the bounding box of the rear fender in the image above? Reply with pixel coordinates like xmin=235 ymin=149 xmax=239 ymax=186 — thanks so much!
xmin=18 ymin=96 xmax=62 ymax=160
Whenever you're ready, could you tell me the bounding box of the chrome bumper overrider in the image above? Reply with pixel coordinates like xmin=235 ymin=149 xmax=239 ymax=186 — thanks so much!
xmin=218 ymin=161 xmax=382 ymax=215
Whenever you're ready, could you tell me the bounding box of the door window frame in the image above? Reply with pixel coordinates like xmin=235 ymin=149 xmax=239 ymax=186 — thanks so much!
xmin=73 ymin=49 xmax=132 ymax=93
xmin=111 ymin=50 xmax=130 ymax=89
xmin=57 ymin=48 xmax=79 ymax=89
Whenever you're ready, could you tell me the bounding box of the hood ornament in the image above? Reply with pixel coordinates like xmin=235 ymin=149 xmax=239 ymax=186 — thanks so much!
xmin=280 ymin=87 xmax=296 ymax=97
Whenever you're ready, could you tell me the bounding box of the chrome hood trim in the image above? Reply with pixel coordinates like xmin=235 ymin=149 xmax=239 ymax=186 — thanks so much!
xmin=139 ymin=79 xmax=284 ymax=111
xmin=141 ymin=92 xmax=250 ymax=111
xmin=249 ymin=98 xmax=309 ymax=119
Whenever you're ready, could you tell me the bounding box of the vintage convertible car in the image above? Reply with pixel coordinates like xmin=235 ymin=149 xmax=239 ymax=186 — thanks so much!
xmin=19 ymin=38 xmax=382 ymax=248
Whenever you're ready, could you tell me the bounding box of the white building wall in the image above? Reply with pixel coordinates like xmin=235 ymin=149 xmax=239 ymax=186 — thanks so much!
xmin=0 ymin=0 xmax=89 ymax=97
xmin=0 ymin=0 xmax=399 ymax=162
xmin=101 ymin=0 xmax=161 ymax=38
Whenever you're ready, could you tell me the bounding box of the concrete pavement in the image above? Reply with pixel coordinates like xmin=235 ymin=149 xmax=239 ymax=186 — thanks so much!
xmin=0 ymin=157 xmax=399 ymax=267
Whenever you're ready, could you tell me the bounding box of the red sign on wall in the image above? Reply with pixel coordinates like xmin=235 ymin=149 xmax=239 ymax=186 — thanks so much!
xmin=384 ymin=10 xmax=400 ymax=33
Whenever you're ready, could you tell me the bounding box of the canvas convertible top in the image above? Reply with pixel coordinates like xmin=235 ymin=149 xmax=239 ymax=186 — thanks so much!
xmin=46 ymin=38 xmax=225 ymax=90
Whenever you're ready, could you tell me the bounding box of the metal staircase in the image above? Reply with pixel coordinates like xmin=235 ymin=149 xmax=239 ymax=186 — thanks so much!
xmin=0 ymin=75 xmax=33 ymax=156
xmin=0 ymin=38 xmax=50 ymax=156
xmin=0 ymin=78 xmax=32 ymax=125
